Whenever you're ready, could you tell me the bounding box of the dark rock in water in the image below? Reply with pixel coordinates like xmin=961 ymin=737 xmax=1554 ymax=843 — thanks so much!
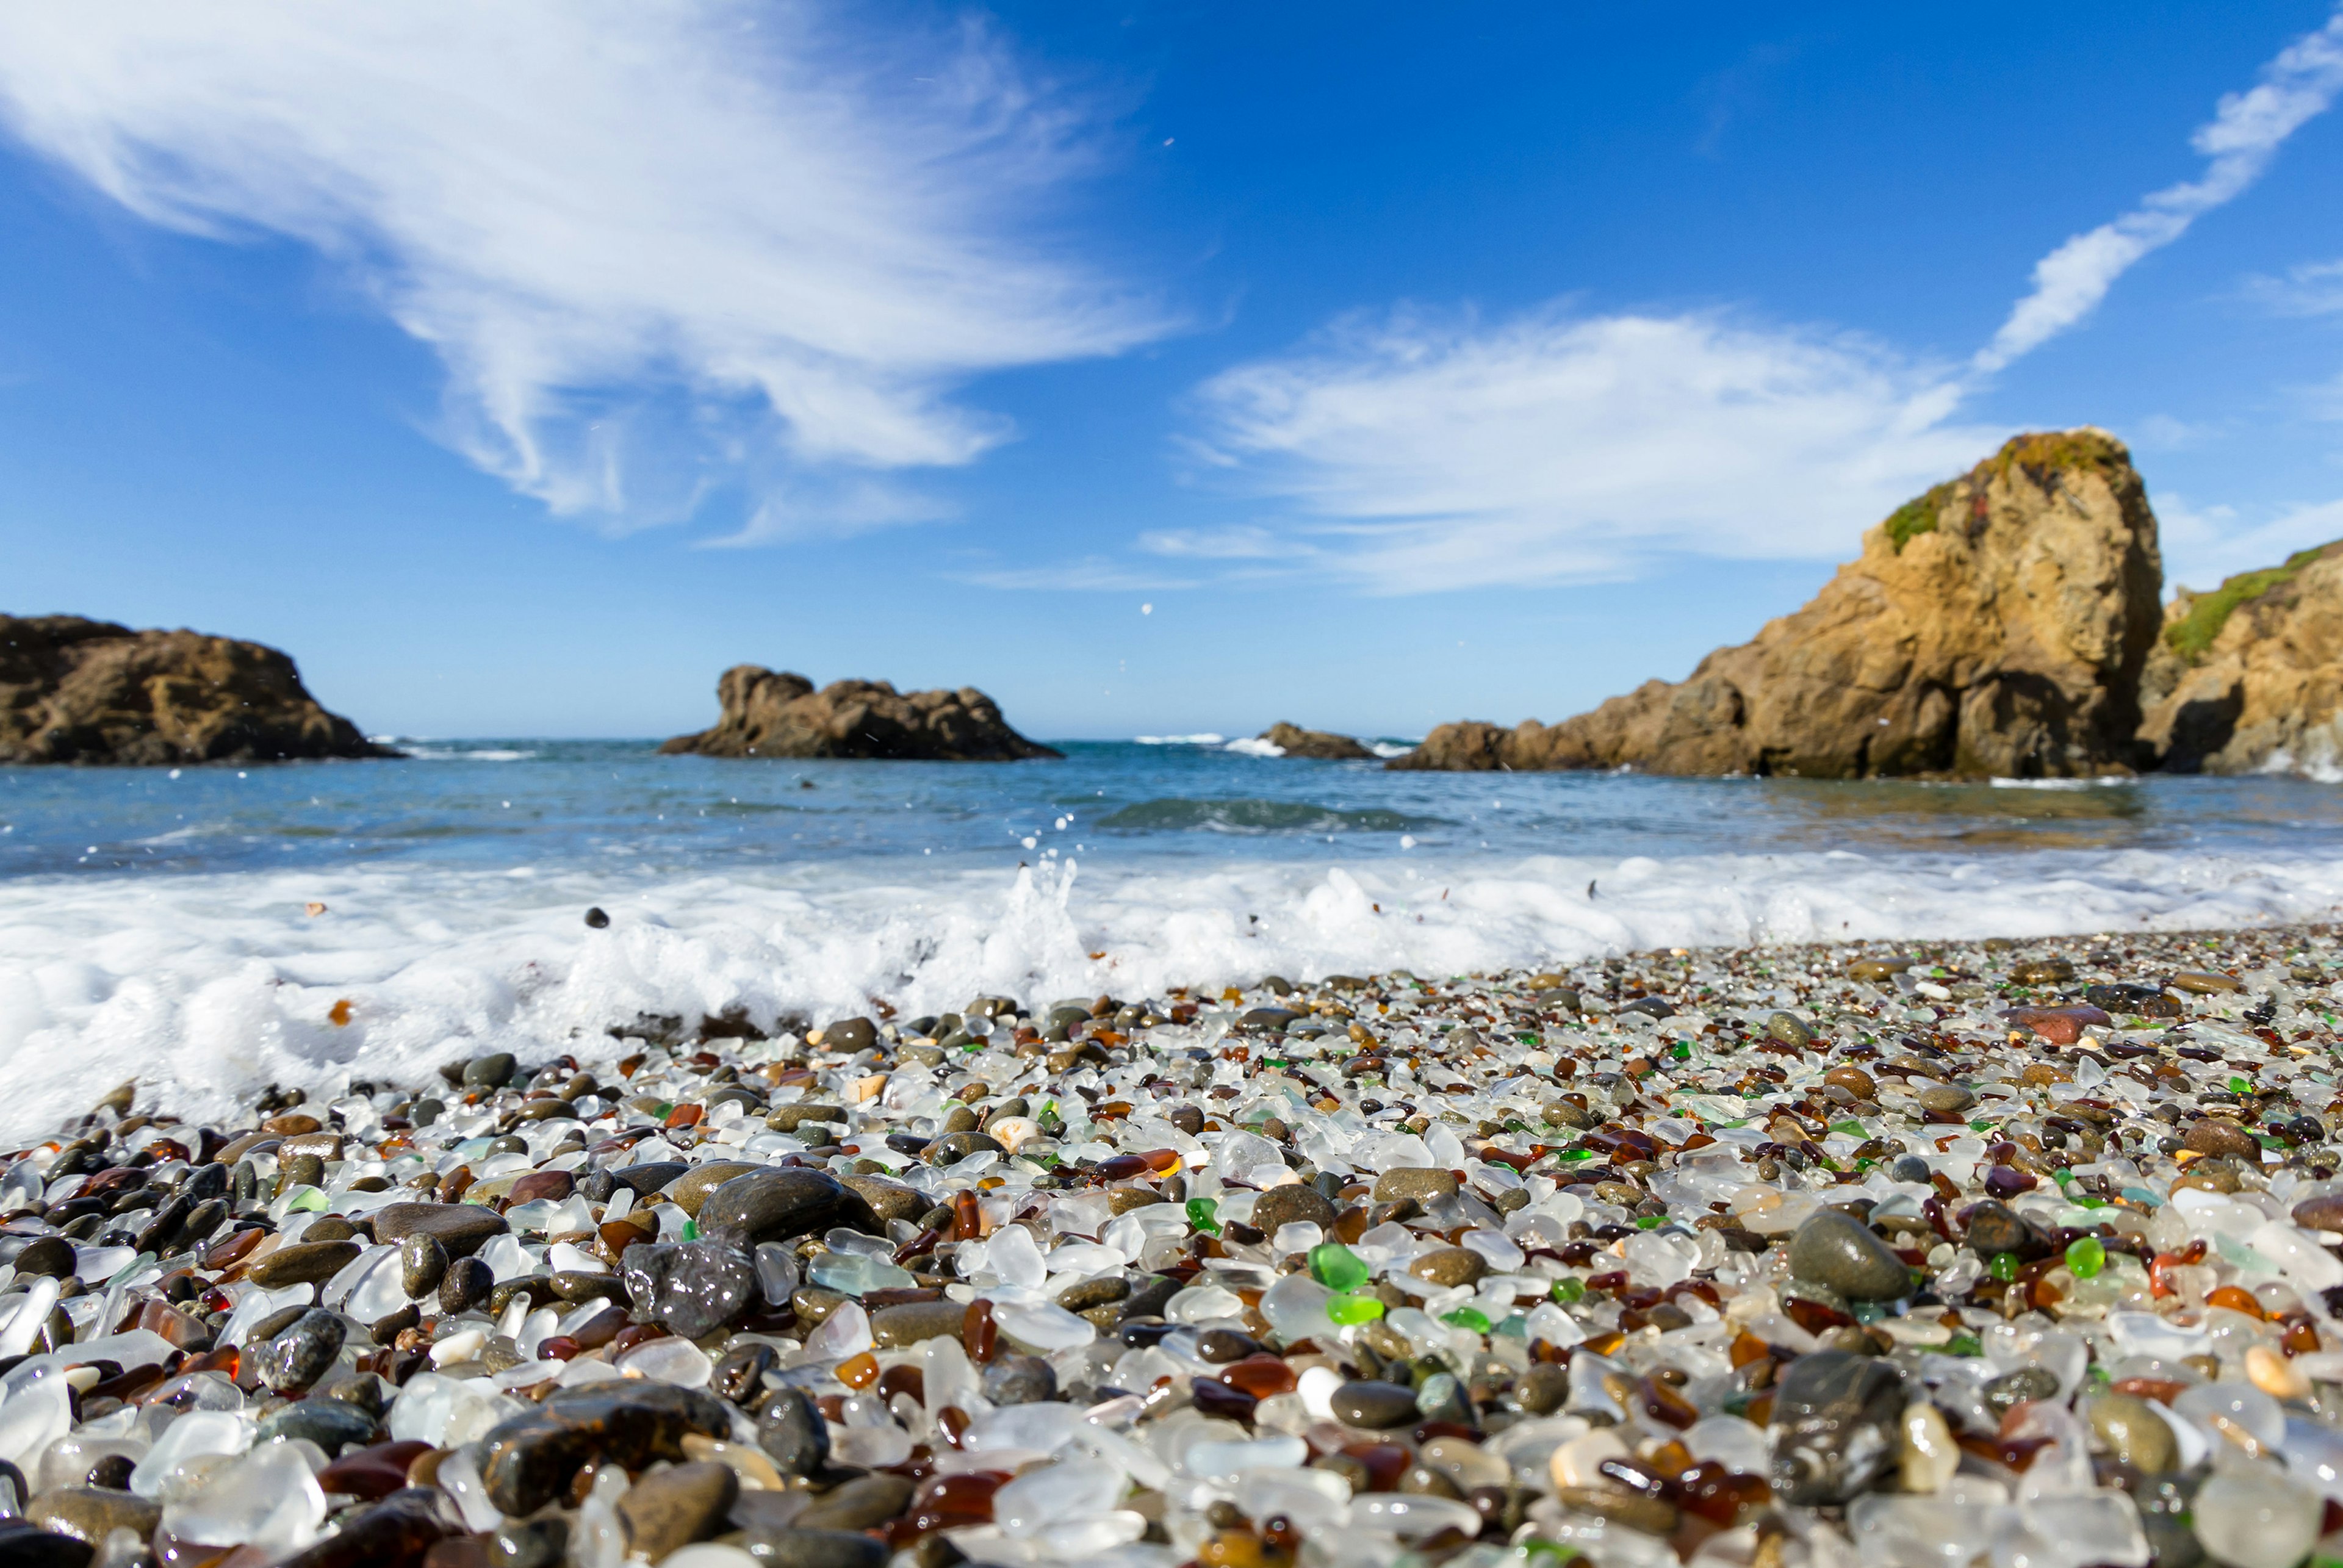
xmin=1786 ymin=1210 xmax=1913 ymax=1301
xmin=1768 ymin=1350 xmax=1905 ymax=1505
xmin=738 ymin=1528 xmax=888 ymax=1568
xmin=658 ymin=667 xmax=1060 ymax=761
xmin=696 ymin=1167 xmax=881 ymax=1248
xmin=621 ymin=1241 xmax=755 ymax=1340
xmin=260 ymin=1309 xmax=347 ymax=1393
xmin=399 ymin=1234 xmax=448 ymax=1300
xmin=372 ymin=1202 xmax=510 ymax=1257
xmin=276 ymin=1487 xmax=452 ymax=1568
xmin=480 ymin=1382 xmax=732 ymax=1516
xmin=1255 ymin=722 xmax=1373 ymax=760
xmin=0 ymin=614 xmax=392 ymax=766
xmin=616 ymin=1459 xmax=736 ymax=1562
xmin=756 ymin=1387 xmax=830 ymax=1476
xmin=23 ymin=1487 xmax=161 ymax=1546
xmin=1332 ymin=1380 xmax=1422 ymax=1429
xmin=795 ymin=1475 xmax=915 ymax=1533
xmin=441 ymin=1256 xmax=494 ymax=1315
xmin=584 ymin=907 xmax=610 ymax=930
xmin=983 ymin=1354 xmax=1057 ymax=1406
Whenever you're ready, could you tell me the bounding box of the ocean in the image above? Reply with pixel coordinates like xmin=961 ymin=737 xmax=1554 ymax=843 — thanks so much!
xmin=4 ymin=736 xmax=2342 ymax=1137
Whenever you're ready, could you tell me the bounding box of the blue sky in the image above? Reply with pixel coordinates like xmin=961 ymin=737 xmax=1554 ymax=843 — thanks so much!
xmin=4 ymin=2 xmax=2343 ymax=741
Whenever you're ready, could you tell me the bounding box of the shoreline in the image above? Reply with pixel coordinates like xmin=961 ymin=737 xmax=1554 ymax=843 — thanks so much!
xmin=0 ymin=921 xmax=2335 ymax=1561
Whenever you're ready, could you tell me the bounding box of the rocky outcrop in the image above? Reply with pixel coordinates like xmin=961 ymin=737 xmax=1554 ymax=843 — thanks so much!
xmin=1391 ymin=430 xmax=2165 ymax=779
xmin=660 ymin=668 xmax=1059 ymax=761
xmin=1254 ymin=722 xmax=1373 ymax=760
xmin=0 ymin=615 xmax=390 ymax=765
xmin=2137 ymin=541 xmax=2343 ymax=775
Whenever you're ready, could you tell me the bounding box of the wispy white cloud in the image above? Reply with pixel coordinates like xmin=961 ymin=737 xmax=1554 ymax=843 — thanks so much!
xmin=0 ymin=1 xmax=1171 ymax=530
xmin=958 ymin=556 xmax=1200 ymax=591
xmin=2158 ymin=492 xmax=2343 ymax=588
xmin=1974 ymin=5 xmax=2343 ymax=373
xmin=1135 ymin=525 xmax=1311 ymax=560
xmin=1171 ymin=7 xmax=2343 ymax=595
xmin=1186 ymin=307 xmax=1996 ymax=591
xmin=2246 ymin=257 xmax=2343 ymax=317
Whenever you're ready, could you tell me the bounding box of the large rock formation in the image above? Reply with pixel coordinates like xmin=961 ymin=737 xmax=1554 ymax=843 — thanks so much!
xmin=660 ymin=668 xmax=1059 ymax=761
xmin=1391 ymin=430 xmax=2165 ymax=779
xmin=0 ymin=615 xmax=390 ymax=765
xmin=2137 ymin=541 xmax=2343 ymax=775
xmin=1253 ymin=722 xmax=1373 ymax=760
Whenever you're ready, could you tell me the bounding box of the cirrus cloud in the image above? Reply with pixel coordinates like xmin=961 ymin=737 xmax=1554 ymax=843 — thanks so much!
xmin=0 ymin=1 xmax=1173 ymax=529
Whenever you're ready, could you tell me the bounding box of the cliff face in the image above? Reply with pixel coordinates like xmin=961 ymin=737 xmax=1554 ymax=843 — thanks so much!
xmin=0 ymin=615 xmax=390 ymax=766
xmin=1391 ymin=430 xmax=2165 ymax=779
xmin=660 ymin=667 xmax=1059 ymax=761
xmin=2137 ymin=542 xmax=2343 ymax=775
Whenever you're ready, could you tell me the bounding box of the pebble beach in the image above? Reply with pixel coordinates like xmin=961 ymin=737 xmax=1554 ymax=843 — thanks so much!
xmin=1 ymin=922 xmax=2342 ymax=1568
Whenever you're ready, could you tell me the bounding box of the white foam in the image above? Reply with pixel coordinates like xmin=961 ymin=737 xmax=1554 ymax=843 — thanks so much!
xmin=1131 ymin=735 xmax=1226 ymax=746
xmin=2 ymin=845 xmax=2340 ymax=1140
xmin=1224 ymin=738 xmax=1285 ymax=758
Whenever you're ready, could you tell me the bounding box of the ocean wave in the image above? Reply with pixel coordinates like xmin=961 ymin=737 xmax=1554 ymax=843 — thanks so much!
xmin=1094 ymin=797 xmax=1438 ymax=834
xmin=1 ymin=844 xmax=2341 ymax=1138
xmin=399 ymin=747 xmax=540 ymax=762
xmin=1132 ymin=734 xmax=1225 ymax=746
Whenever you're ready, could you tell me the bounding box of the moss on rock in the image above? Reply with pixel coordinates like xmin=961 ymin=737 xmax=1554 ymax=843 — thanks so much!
xmin=2166 ymin=543 xmax=2341 ymax=663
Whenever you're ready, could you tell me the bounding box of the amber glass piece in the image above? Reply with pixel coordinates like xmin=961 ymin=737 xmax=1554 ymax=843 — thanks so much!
xmin=1221 ymin=1354 xmax=1298 ymax=1398
xmin=964 ymin=1300 xmax=996 ymax=1363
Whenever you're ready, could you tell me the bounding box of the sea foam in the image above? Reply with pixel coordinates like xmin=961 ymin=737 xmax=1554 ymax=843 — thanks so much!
xmin=1 ymin=844 xmax=2339 ymax=1140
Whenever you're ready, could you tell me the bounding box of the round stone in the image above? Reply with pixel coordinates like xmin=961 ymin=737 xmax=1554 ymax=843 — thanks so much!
xmin=1251 ymin=1184 xmax=1337 ymax=1237
xmin=1785 ymin=1210 xmax=1912 ymax=1301
xmin=1331 ymin=1380 xmax=1422 ymax=1429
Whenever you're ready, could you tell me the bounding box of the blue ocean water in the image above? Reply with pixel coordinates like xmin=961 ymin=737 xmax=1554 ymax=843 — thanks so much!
xmin=7 ymin=737 xmax=2343 ymax=879
xmin=4 ymin=738 xmax=2343 ymax=1137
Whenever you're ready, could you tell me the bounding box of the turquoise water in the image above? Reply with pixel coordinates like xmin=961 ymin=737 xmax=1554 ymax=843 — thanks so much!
xmin=7 ymin=737 xmax=2343 ymax=880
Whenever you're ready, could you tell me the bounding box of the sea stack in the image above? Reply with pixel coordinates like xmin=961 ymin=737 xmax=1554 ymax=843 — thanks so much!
xmin=661 ymin=667 xmax=1059 ymax=761
xmin=1253 ymin=722 xmax=1373 ymax=759
xmin=2137 ymin=540 xmax=2343 ymax=774
xmin=0 ymin=614 xmax=390 ymax=765
xmin=1392 ymin=430 xmax=2164 ymax=779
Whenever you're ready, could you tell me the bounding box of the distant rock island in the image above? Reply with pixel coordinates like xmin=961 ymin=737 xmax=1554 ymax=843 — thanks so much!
xmin=2139 ymin=541 xmax=2343 ymax=775
xmin=1393 ymin=430 xmax=2170 ymax=779
xmin=1253 ymin=721 xmax=1373 ymax=759
xmin=661 ymin=667 xmax=1059 ymax=761
xmin=0 ymin=614 xmax=390 ymax=766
